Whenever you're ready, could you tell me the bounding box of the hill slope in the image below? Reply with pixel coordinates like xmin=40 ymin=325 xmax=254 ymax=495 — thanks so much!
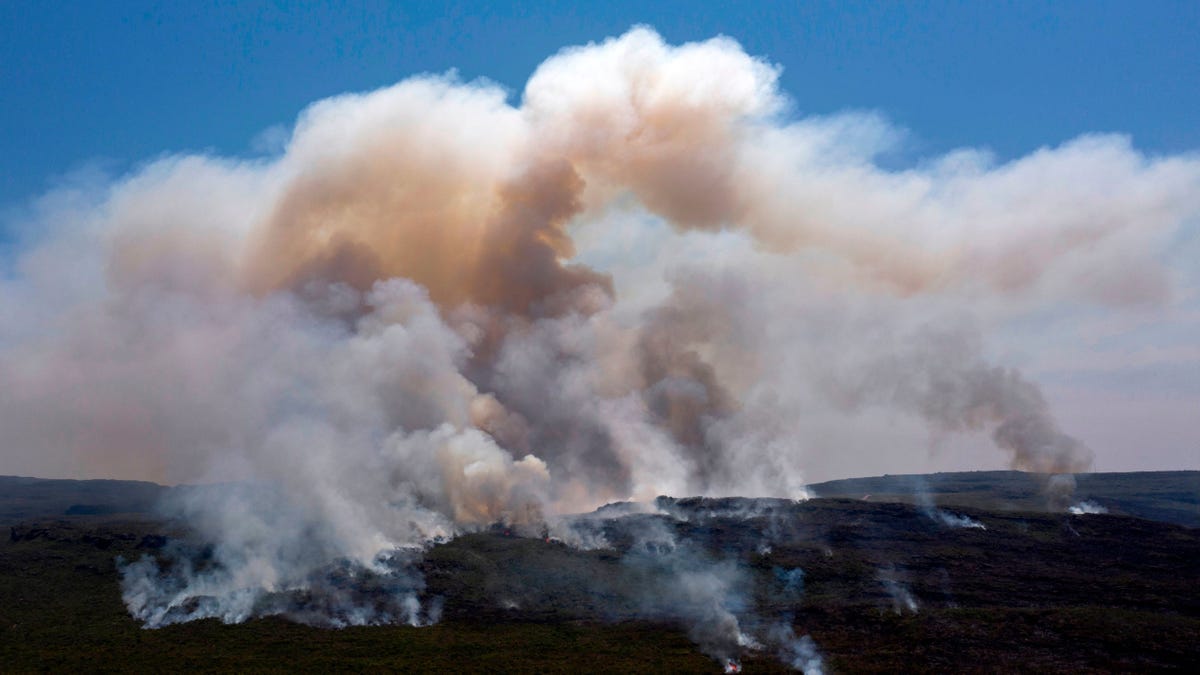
xmin=2 ymin=472 xmax=1199 ymax=671
xmin=807 ymin=470 xmax=1200 ymax=527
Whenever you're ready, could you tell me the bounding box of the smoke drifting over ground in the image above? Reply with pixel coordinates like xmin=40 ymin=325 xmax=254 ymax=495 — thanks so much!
xmin=2 ymin=27 xmax=1199 ymax=666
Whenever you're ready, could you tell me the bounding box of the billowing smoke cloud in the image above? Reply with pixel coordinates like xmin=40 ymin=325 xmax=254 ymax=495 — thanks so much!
xmin=2 ymin=26 xmax=1199 ymax=641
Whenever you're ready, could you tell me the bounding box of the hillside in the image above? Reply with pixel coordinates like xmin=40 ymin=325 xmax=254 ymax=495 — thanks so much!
xmin=0 ymin=476 xmax=167 ymax=524
xmin=807 ymin=470 xmax=1200 ymax=528
xmin=1 ymin=472 xmax=1198 ymax=671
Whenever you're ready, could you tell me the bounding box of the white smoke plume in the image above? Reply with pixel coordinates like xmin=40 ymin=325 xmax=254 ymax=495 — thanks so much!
xmin=570 ymin=507 xmax=824 ymax=671
xmin=913 ymin=480 xmax=987 ymax=529
xmin=618 ymin=518 xmax=755 ymax=663
xmin=2 ymin=27 xmax=1198 ymax=634
xmin=1068 ymin=501 xmax=1109 ymax=515
xmin=930 ymin=510 xmax=987 ymax=530
xmin=880 ymin=574 xmax=920 ymax=615
xmin=767 ymin=620 xmax=825 ymax=674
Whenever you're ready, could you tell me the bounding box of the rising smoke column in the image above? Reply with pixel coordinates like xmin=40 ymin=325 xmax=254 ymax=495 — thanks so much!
xmin=1 ymin=27 xmax=1198 ymax=631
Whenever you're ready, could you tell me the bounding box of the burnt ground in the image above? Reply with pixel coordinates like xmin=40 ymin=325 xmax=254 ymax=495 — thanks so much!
xmin=1 ymin=472 xmax=1198 ymax=673
xmin=807 ymin=470 xmax=1200 ymax=528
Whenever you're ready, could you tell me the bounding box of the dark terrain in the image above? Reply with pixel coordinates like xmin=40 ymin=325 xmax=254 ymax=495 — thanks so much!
xmin=808 ymin=470 xmax=1200 ymax=528
xmin=1 ymin=471 xmax=1198 ymax=673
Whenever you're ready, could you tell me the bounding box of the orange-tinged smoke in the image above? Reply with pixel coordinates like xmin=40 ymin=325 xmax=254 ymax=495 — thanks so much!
xmin=8 ymin=25 xmax=1200 ymax=634
xmin=6 ymin=31 xmax=1200 ymax=631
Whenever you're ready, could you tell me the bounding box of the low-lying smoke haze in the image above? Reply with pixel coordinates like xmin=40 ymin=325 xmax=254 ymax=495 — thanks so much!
xmin=2 ymin=27 xmax=1198 ymax=651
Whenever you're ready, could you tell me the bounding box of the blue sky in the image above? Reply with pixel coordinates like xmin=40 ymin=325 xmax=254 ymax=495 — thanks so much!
xmin=2 ymin=1 xmax=1198 ymax=210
